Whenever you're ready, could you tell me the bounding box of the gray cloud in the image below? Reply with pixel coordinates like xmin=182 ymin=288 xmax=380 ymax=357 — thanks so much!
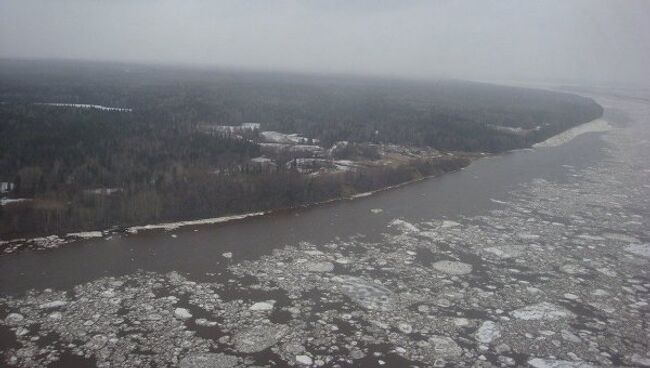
xmin=1 ymin=0 xmax=648 ymax=85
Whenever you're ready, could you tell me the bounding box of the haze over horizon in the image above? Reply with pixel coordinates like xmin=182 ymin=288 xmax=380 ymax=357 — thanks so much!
xmin=1 ymin=0 xmax=649 ymax=86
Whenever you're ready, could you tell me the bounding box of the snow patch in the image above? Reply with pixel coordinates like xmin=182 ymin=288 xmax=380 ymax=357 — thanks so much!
xmin=0 ymin=198 xmax=31 ymax=206
xmin=533 ymin=119 xmax=611 ymax=148
xmin=37 ymin=103 xmax=132 ymax=112
xmin=128 ymin=211 xmax=266 ymax=232
xmin=67 ymin=231 xmax=103 ymax=239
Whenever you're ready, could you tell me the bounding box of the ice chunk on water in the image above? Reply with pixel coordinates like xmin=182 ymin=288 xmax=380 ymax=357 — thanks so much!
xmin=484 ymin=244 xmax=524 ymax=258
xmin=476 ymin=321 xmax=501 ymax=344
xmin=179 ymin=353 xmax=238 ymax=368
xmin=39 ymin=301 xmax=67 ymax=309
xmin=250 ymin=301 xmax=275 ymax=311
xmin=232 ymin=324 xmax=289 ymax=353
xmin=333 ymin=275 xmax=395 ymax=311
xmin=528 ymin=358 xmax=597 ymax=368
xmin=295 ymin=355 xmax=313 ymax=365
xmin=4 ymin=313 xmax=24 ymax=324
xmin=174 ymin=308 xmax=192 ymax=319
xmin=441 ymin=220 xmax=460 ymax=228
xmin=625 ymin=243 xmax=650 ymax=258
xmin=389 ymin=219 xmax=419 ymax=233
xmin=511 ymin=302 xmax=574 ymax=320
xmin=432 ymin=260 xmax=473 ymax=275
xmin=427 ymin=336 xmax=463 ymax=359
xmin=305 ymin=261 xmax=335 ymax=272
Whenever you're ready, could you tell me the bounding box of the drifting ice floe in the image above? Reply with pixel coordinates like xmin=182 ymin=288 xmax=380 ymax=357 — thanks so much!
xmin=432 ymin=260 xmax=473 ymax=275
xmin=334 ymin=275 xmax=395 ymax=311
xmin=625 ymin=243 xmax=650 ymax=258
xmin=388 ymin=219 xmax=419 ymax=233
xmin=483 ymin=244 xmax=525 ymax=258
xmin=528 ymin=358 xmax=597 ymax=368
xmin=232 ymin=324 xmax=288 ymax=353
xmin=180 ymin=353 xmax=238 ymax=368
xmin=476 ymin=320 xmax=501 ymax=344
xmin=511 ymin=302 xmax=574 ymax=321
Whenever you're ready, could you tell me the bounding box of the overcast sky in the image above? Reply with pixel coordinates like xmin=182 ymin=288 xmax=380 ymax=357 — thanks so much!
xmin=1 ymin=0 xmax=648 ymax=85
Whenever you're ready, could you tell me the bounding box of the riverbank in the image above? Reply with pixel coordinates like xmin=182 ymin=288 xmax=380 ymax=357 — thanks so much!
xmin=0 ymin=153 xmax=473 ymax=255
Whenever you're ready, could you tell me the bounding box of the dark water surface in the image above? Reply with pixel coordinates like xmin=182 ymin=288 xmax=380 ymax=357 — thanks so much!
xmin=0 ymin=128 xmax=610 ymax=296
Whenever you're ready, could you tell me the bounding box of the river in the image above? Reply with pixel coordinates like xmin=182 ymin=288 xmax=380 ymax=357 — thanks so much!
xmin=1 ymin=87 xmax=648 ymax=368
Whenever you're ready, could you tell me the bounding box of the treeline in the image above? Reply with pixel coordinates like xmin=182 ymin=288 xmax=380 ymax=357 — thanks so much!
xmin=0 ymin=59 xmax=603 ymax=153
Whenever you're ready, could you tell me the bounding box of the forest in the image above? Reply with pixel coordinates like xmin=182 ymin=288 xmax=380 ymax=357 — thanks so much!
xmin=0 ymin=59 xmax=603 ymax=239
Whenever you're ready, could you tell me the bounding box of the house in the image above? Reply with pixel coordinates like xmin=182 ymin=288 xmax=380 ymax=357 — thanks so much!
xmin=0 ymin=182 xmax=14 ymax=194
xmin=250 ymin=156 xmax=277 ymax=170
xmin=199 ymin=122 xmax=261 ymax=135
xmin=241 ymin=122 xmax=261 ymax=130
